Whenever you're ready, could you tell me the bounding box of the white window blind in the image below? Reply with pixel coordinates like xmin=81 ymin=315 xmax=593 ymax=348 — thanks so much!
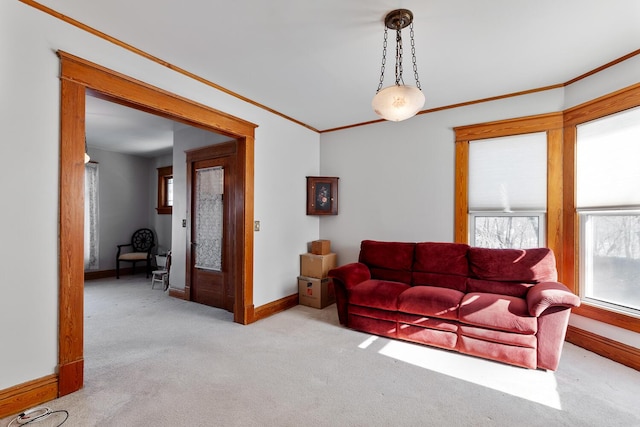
xmin=469 ymin=132 xmax=547 ymax=211
xmin=577 ymin=106 xmax=640 ymax=209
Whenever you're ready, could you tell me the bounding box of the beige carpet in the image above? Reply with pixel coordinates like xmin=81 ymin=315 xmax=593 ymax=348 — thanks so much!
xmin=3 ymin=275 xmax=639 ymax=426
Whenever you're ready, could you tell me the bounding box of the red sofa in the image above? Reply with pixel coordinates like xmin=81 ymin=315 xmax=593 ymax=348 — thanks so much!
xmin=328 ymin=240 xmax=581 ymax=370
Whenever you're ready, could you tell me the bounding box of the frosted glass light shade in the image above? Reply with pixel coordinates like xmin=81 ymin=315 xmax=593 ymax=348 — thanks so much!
xmin=372 ymin=85 xmax=425 ymax=121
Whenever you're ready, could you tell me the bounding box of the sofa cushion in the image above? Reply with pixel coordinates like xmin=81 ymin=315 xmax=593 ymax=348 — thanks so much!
xmin=359 ymin=240 xmax=415 ymax=283
xmin=412 ymin=272 xmax=468 ymax=293
xmin=459 ymin=292 xmax=537 ymax=334
xmin=466 ymin=278 xmax=533 ymax=298
xmin=413 ymin=242 xmax=470 ymax=276
xmin=468 ymin=247 xmax=558 ymax=283
xmin=349 ymin=280 xmax=410 ymax=311
xmin=398 ymin=286 xmax=465 ymax=320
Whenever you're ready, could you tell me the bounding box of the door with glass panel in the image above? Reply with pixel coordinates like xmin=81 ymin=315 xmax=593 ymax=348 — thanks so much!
xmin=188 ymin=144 xmax=236 ymax=312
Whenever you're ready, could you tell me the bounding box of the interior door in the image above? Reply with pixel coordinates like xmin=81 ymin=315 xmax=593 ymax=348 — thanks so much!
xmin=188 ymin=144 xmax=236 ymax=312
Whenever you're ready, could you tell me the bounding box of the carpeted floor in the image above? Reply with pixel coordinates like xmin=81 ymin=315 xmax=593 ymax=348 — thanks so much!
xmin=3 ymin=275 xmax=639 ymax=426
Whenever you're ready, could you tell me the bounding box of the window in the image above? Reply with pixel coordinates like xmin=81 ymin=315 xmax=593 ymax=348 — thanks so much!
xmin=454 ymin=113 xmax=563 ymax=257
xmin=471 ymin=212 xmax=545 ymax=249
xmin=468 ymin=132 xmax=547 ymax=249
xmin=576 ymin=106 xmax=640 ymax=316
xmin=157 ymin=165 xmax=173 ymax=215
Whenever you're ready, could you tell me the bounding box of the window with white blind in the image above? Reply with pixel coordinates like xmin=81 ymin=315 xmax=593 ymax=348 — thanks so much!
xmin=468 ymin=132 xmax=547 ymax=248
xmin=577 ymin=105 xmax=640 ymax=315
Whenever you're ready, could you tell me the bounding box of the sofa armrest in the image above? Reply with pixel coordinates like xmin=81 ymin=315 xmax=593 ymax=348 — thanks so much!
xmin=527 ymin=281 xmax=581 ymax=317
xmin=328 ymin=262 xmax=371 ymax=290
xmin=328 ymin=263 xmax=371 ymax=326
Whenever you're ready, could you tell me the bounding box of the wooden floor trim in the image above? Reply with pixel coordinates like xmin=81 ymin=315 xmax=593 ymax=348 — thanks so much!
xmin=566 ymin=325 xmax=640 ymax=371
xmin=253 ymin=294 xmax=299 ymax=322
xmin=0 ymin=375 xmax=58 ymax=419
xmin=84 ymin=268 xmax=137 ymax=280
xmin=168 ymin=287 xmax=187 ymax=300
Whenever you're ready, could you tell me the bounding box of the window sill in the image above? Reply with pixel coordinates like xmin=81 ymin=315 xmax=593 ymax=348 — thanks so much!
xmin=573 ymin=302 xmax=640 ymax=334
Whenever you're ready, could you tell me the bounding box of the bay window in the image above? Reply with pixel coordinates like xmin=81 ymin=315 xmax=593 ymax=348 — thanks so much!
xmin=576 ymin=105 xmax=640 ymax=317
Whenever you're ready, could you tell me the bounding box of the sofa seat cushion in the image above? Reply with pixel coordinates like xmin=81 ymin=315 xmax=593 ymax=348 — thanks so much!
xmin=459 ymin=292 xmax=537 ymax=334
xmin=349 ymin=280 xmax=410 ymax=311
xmin=397 ymin=286 xmax=465 ymax=320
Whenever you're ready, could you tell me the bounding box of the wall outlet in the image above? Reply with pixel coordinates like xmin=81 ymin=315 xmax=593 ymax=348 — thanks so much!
xmin=182 ymin=219 xmax=187 ymax=228
xmin=254 ymin=221 xmax=260 ymax=231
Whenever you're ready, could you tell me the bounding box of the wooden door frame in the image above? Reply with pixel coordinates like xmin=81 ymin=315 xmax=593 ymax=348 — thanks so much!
xmin=58 ymin=51 xmax=257 ymax=396
xmin=185 ymin=141 xmax=239 ymax=311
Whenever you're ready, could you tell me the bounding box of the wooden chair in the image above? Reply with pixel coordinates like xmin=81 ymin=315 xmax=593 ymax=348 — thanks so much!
xmin=151 ymin=251 xmax=172 ymax=290
xmin=116 ymin=228 xmax=155 ymax=278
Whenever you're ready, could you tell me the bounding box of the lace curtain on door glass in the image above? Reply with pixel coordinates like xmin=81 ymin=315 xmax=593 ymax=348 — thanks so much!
xmin=195 ymin=167 xmax=223 ymax=271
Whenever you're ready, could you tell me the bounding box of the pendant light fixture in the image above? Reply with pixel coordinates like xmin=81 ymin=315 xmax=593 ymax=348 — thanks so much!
xmin=372 ymin=9 xmax=425 ymax=122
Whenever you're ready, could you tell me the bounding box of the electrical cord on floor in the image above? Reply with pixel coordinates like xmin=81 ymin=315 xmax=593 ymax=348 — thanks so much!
xmin=6 ymin=407 xmax=69 ymax=427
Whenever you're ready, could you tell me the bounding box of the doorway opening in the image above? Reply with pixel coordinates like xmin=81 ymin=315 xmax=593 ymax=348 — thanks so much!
xmin=58 ymin=51 xmax=256 ymax=397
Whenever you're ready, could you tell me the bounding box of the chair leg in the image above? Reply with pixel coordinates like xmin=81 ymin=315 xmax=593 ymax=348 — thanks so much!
xmin=116 ymin=261 xmax=120 ymax=279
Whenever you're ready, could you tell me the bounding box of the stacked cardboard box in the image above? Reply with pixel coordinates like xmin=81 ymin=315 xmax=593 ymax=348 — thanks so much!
xmin=298 ymin=240 xmax=336 ymax=309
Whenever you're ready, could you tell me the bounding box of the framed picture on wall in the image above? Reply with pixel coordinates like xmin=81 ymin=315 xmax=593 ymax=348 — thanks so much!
xmin=306 ymin=176 xmax=339 ymax=215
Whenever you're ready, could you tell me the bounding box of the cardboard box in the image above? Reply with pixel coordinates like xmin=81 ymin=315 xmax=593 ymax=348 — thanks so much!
xmin=300 ymin=252 xmax=337 ymax=278
xmin=298 ymin=276 xmax=335 ymax=309
xmin=311 ymin=239 xmax=331 ymax=255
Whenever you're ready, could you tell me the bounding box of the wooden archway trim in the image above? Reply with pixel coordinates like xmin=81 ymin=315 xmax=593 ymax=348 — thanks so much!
xmin=58 ymin=51 xmax=256 ymax=396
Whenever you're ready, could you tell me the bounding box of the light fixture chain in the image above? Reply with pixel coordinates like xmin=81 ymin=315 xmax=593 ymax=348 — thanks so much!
xmin=410 ymin=23 xmax=421 ymax=90
xmin=376 ymin=27 xmax=388 ymax=93
xmin=395 ymin=28 xmax=404 ymax=85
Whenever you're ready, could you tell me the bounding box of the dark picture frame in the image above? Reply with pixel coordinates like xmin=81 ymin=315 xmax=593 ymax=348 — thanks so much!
xmin=306 ymin=176 xmax=339 ymax=215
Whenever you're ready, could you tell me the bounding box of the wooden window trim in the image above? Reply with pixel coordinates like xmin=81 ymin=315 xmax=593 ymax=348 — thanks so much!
xmin=453 ymin=112 xmax=564 ymax=261
xmin=563 ymin=82 xmax=640 ymax=333
xmin=157 ymin=165 xmax=173 ymax=215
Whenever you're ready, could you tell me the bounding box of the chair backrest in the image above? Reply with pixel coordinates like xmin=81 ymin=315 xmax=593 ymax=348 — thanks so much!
xmin=131 ymin=228 xmax=155 ymax=252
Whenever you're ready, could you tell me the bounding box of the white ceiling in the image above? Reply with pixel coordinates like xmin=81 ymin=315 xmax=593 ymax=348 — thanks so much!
xmin=38 ymin=0 xmax=640 ymax=154
xmin=85 ymin=96 xmax=177 ymax=157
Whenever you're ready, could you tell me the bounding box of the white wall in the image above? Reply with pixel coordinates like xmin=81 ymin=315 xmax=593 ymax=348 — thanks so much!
xmin=0 ymin=1 xmax=319 ymax=390
xmin=319 ymin=56 xmax=640 ymax=350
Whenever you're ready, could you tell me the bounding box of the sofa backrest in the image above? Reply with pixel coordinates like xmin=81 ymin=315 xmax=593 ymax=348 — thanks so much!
xmin=358 ymin=241 xmax=559 ymax=298
xmin=466 ymin=247 xmax=558 ymax=297
xmin=411 ymin=242 xmax=469 ymax=292
xmin=359 ymin=240 xmax=415 ymax=284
